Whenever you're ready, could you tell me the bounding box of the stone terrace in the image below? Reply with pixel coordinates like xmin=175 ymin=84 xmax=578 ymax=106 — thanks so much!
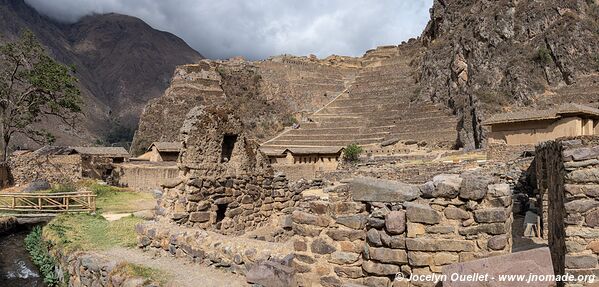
xmin=261 ymin=44 xmax=458 ymax=154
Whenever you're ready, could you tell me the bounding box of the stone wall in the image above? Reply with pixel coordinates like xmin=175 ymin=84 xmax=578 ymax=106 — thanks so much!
xmin=536 ymin=136 xmax=599 ymax=286
xmin=487 ymin=143 xmax=535 ymax=162
xmin=9 ymin=153 xmax=82 ymax=185
xmin=50 ymin=249 xmax=156 ymax=287
xmin=158 ymin=173 xmax=303 ymax=235
xmin=157 ymin=104 xmax=306 ymax=235
xmin=288 ymin=173 xmax=513 ymax=286
xmin=111 ymin=162 xmax=179 ymax=192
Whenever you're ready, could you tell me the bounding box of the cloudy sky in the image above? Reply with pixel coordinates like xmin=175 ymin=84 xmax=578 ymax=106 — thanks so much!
xmin=25 ymin=0 xmax=433 ymax=60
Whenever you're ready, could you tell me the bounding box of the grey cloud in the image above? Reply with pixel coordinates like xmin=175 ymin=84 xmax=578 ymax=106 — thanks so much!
xmin=25 ymin=0 xmax=433 ymax=60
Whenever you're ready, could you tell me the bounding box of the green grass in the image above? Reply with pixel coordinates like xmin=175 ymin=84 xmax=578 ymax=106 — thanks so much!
xmin=43 ymin=213 xmax=143 ymax=252
xmin=112 ymin=263 xmax=167 ymax=286
xmin=88 ymin=183 xmax=155 ymax=214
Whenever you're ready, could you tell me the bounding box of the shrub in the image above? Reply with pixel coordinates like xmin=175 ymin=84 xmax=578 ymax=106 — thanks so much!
xmin=25 ymin=226 xmax=62 ymax=286
xmin=535 ymin=47 xmax=553 ymax=65
xmin=343 ymin=143 xmax=363 ymax=162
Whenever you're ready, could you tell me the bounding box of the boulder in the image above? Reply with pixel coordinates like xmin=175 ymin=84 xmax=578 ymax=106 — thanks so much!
xmin=350 ymin=177 xmax=421 ymax=202
xmin=459 ymin=173 xmax=491 ymax=200
xmin=246 ymin=261 xmax=296 ymax=287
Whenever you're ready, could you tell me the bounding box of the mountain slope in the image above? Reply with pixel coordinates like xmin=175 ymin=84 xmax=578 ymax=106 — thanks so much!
xmin=0 ymin=0 xmax=202 ymax=148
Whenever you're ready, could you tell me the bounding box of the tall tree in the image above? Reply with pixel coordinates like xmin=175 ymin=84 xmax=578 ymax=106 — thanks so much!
xmin=0 ymin=30 xmax=82 ymax=161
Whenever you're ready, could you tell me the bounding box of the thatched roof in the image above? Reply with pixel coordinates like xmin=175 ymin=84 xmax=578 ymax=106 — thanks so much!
xmin=148 ymin=142 xmax=182 ymax=153
xmin=483 ymin=103 xmax=599 ymax=125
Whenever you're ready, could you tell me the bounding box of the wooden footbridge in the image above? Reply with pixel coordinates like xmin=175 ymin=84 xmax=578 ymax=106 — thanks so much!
xmin=0 ymin=191 xmax=96 ymax=215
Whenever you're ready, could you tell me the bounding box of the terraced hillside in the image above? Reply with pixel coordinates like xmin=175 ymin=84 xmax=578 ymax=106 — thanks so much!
xmin=260 ymin=44 xmax=458 ymax=154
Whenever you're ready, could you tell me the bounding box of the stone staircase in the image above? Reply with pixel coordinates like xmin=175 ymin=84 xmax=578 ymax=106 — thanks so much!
xmin=261 ymin=45 xmax=458 ymax=153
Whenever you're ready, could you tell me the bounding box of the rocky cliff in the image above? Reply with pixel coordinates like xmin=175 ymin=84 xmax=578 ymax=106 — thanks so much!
xmin=418 ymin=0 xmax=599 ymax=148
xmin=0 ymin=0 xmax=202 ymax=148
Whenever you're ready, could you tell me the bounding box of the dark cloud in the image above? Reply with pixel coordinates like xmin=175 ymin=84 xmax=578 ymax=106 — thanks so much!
xmin=25 ymin=0 xmax=432 ymax=60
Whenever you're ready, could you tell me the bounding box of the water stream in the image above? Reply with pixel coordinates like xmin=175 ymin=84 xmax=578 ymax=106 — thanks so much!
xmin=0 ymin=225 xmax=45 ymax=287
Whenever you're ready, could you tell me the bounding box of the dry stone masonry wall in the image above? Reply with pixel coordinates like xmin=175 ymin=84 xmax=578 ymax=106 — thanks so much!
xmin=288 ymin=173 xmax=513 ymax=287
xmin=157 ymin=104 xmax=306 ymax=235
xmin=536 ymin=136 xmax=599 ymax=286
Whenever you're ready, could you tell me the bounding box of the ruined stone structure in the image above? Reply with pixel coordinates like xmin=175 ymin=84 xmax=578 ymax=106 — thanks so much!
xmin=9 ymin=146 xmax=129 ymax=185
xmin=536 ymin=137 xmax=599 ymax=286
xmin=139 ymin=171 xmax=513 ymax=286
xmin=485 ymin=104 xmax=599 ymax=146
xmin=156 ymin=105 xmax=306 ymax=235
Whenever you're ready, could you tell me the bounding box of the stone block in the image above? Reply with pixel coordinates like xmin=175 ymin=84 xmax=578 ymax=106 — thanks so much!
xmin=459 ymin=173 xmax=491 ymax=200
xmin=334 ymin=266 xmax=363 ymax=279
xmin=405 ymin=203 xmax=440 ymax=224
xmin=433 ymin=252 xmax=459 ymax=265
xmin=563 ymin=146 xmax=599 ymax=161
xmin=292 ymin=210 xmax=331 ymax=227
xmin=311 ymin=238 xmax=337 ymax=254
xmin=406 ymin=238 xmax=476 ymax=252
xmin=442 ymin=247 xmax=554 ymax=287
xmin=189 ymin=211 xmax=210 ymax=222
xmin=432 ymin=174 xmax=463 ymax=199
xmin=292 ymin=223 xmax=322 ymax=237
xmin=487 ymin=184 xmax=511 ymax=197
xmin=565 ymin=199 xmax=599 ymax=214
xmin=385 ymin=211 xmax=406 ymax=234
xmin=407 ymin=223 xmax=425 ymax=238
xmin=246 ymin=261 xmax=296 ymax=287
xmin=426 ymin=225 xmax=455 ymax=234
xmin=408 ymin=251 xmax=433 ymax=266
xmin=367 ymin=217 xmax=385 ymax=229
xmin=366 ymin=229 xmax=382 ymax=246
xmin=565 ymin=254 xmax=598 ymax=269
xmin=326 ymin=228 xmax=365 ymax=241
xmin=568 ymin=168 xmax=599 ymax=183
xmin=444 ymin=206 xmax=470 ymax=220
xmin=329 ymin=251 xmax=360 ymax=264
xmin=487 ymin=235 xmax=508 ymax=250
xmin=369 ymin=247 xmax=408 ymax=264
xmin=350 ymin=177 xmax=421 ymax=202
xmin=362 ymin=261 xmax=400 ymax=275
xmin=459 ymin=223 xmax=508 ymax=236
xmin=336 ymin=214 xmax=367 ymax=230
xmin=474 ymin=208 xmax=508 ymax=223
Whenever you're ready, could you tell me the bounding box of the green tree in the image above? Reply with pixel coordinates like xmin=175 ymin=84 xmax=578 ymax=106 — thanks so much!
xmin=0 ymin=30 xmax=82 ymax=160
xmin=343 ymin=143 xmax=363 ymax=162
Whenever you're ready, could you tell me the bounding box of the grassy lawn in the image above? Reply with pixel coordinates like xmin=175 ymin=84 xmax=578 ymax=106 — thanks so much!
xmin=88 ymin=183 xmax=156 ymax=214
xmin=43 ymin=213 xmax=142 ymax=252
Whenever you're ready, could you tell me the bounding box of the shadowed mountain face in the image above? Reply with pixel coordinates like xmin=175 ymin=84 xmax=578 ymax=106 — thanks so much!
xmin=0 ymin=0 xmax=202 ymax=148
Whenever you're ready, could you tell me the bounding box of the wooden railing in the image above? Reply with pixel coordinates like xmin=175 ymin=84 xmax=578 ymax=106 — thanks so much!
xmin=0 ymin=191 xmax=96 ymax=213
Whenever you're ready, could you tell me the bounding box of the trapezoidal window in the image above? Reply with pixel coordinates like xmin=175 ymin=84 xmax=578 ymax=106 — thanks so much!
xmin=221 ymin=134 xmax=238 ymax=163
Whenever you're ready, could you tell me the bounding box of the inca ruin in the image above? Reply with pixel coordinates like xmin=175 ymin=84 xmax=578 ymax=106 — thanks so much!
xmin=1 ymin=0 xmax=599 ymax=286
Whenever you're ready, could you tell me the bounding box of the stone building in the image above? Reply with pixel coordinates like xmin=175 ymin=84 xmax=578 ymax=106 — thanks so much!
xmin=9 ymin=146 xmax=130 ymax=185
xmin=136 ymin=141 xmax=181 ymax=162
xmin=484 ymin=103 xmax=599 ymax=145
xmin=260 ymin=146 xmax=343 ymax=180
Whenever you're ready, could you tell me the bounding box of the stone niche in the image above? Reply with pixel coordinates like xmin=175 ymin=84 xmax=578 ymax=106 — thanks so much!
xmin=157 ymin=105 xmax=301 ymax=235
xmin=536 ymin=136 xmax=599 ymax=286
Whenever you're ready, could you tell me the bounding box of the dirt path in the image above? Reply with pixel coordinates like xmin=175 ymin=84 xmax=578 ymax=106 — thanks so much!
xmin=102 ymin=247 xmax=248 ymax=287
